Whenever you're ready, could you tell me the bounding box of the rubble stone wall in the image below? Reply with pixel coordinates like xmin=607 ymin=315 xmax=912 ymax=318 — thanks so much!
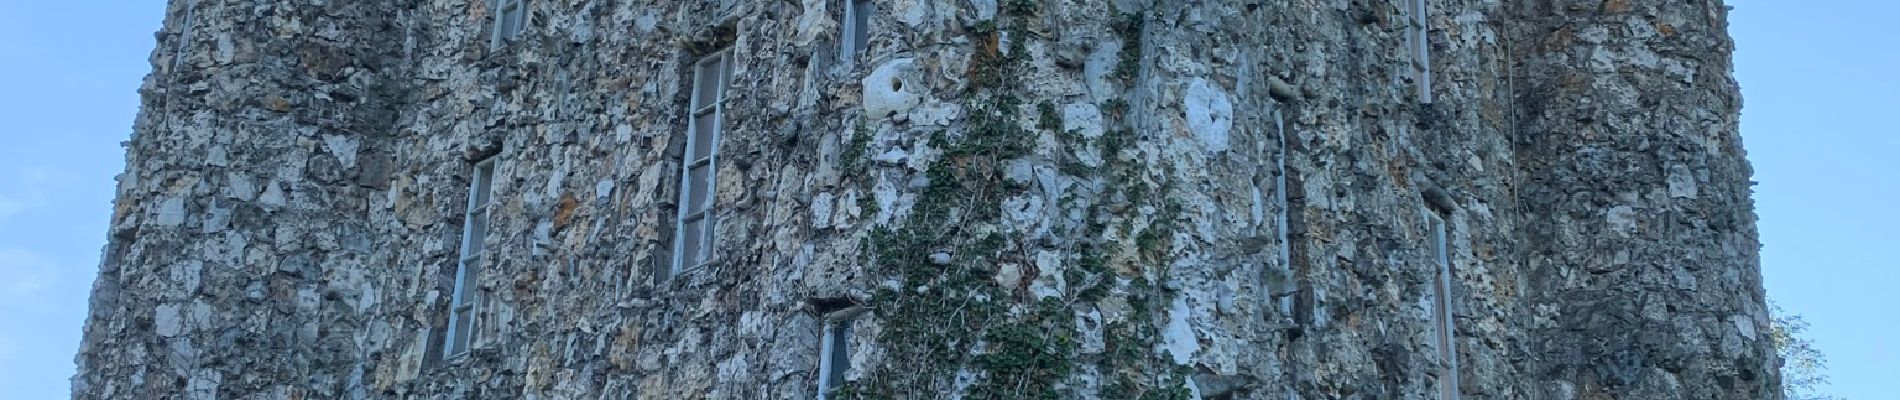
xmin=74 ymin=0 xmax=1776 ymax=399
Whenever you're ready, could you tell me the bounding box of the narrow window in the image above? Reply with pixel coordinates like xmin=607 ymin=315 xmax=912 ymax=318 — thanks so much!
xmin=816 ymin=307 xmax=862 ymax=399
xmin=840 ymin=0 xmax=874 ymax=68
xmin=1406 ymin=0 xmax=1433 ymax=104
xmin=1427 ymin=211 xmax=1458 ymax=399
xmin=672 ymin=50 xmax=733 ymax=276
xmin=1272 ymin=109 xmax=1294 ymax=316
xmin=446 ymin=159 xmax=496 ymax=358
xmin=490 ymin=0 xmax=527 ymax=50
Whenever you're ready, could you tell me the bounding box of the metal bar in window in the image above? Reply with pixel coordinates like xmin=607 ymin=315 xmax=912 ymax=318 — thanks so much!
xmin=673 ymin=49 xmax=730 ymax=276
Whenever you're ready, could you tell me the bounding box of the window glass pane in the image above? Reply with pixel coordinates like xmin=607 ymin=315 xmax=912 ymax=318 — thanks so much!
xmin=500 ymin=5 xmax=523 ymax=38
xmin=1432 ymin=218 xmax=1447 ymax=266
xmin=826 ymin=321 xmax=850 ymax=388
xmin=695 ymin=57 xmax=722 ymax=107
xmin=692 ymin=113 xmax=718 ymax=160
xmin=681 ymin=220 xmax=705 ymax=267
xmin=472 ymin=163 xmax=494 ymax=206
xmin=456 ymin=258 xmax=479 ymax=304
xmin=451 ymin=305 xmax=474 ymax=353
xmin=687 ymin=165 xmax=711 ymax=215
xmin=852 ymin=0 xmax=872 ymax=56
xmin=701 ymin=215 xmax=718 ymax=262
xmin=466 ymin=210 xmax=489 ymax=254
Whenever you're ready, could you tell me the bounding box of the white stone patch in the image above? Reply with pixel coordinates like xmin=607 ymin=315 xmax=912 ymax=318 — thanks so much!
xmin=1033 ymin=164 xmax=1070 ymax=195
xmin=322 ymin=134 xmax=359 ymax=168
xmin=1733 ymin=315 xmax=1758 ymax=340
xmin=793 ymin=0 xmax=835 ymax=46
xmin=222 ymin=172 xmax=255 ymax=200
xmin=176 ymin=259 xmax=204 ymax=295
xmin=1666 ymin=164 xmax=1699 ymax=199
xmin=1030 ymin=250 xmax=1068 ymax=299
xmin=971 ymin=0 xmax=998 ymax=21
xmin=215 ymin=35 xmax=234 ymax=65
xmin=995 ymin=262 xmax=1022 ymax=289
xmin=154 ymin=303 xmax=183 ymax=337
xmin=1309 ymin=286 xmax=1330 ymax=328
xmin=1161 ymin=295 xmax=1199 ymax=364
xmin=595 ymin=179 xmax=615 ymax=202
xmin=1183 ymin=78 xmax=1234 ymax=153
xmin=862 ymin=58 xmax=921 ymax=119
xmin=1001 ymin=195 xmax=1045 ymax=236
xmin=634 ymin=10 xmax=659 ymax=33
xmin=186 ymin=370 xmax=221 ymax=400
xmin=716 ymin=352 xmax=751 ymax=382
xmin=1063 ymin=103 xmax=1105 ymax=139
xmin=188 ymin=300 xmax=215 ymax=330
xmin=907 ymin=101 xmax=960 ymax=126
xmin=259 ymin=181 xmax=287 ymax=208
xmin=873 ymin=149 xmax=910 ymax=165
xmin=357 ymin=281 xmax=380 ymax=312
xmin=810 ymin=192 xmax=835 ymax=229
xmin=615 ymin=124 xmax=634 ymax=143
xmin=532 ymin=219 xmax=554 ymax=255
xmin=1076 ymin=308 xmax=1105 ymax=354
xmin=1004 ymin=159 xmax=1037 ymax=184
xmin=872 ymin=180 xmax=904 ymax=225
xmin=154 ymin=197 xmax=187 ymax=226
xmin=896 ymin=0 xmax=928 ymax=26
xmin=1606 ymin=206 xmax=1638 ymax=235
xmin=1083 ymin=39 xmax=1122 ymax=101
xmin=544 ymin=166 xmax=568 ymax=201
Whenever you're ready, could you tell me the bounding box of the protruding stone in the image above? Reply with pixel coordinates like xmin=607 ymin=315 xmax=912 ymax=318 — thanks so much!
xmin=1184 ymin=78 xmax=1233 ymax=153
xmin=862 ymin=58 xmax=920 ymax=119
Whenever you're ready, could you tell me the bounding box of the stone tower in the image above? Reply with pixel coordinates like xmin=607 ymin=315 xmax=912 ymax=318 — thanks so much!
xmin=74 ymin=0 xmax=1777 ymax=399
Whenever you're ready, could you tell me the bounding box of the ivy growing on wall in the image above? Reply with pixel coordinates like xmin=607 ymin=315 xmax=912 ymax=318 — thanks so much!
xmin=836 ymin=3 xmax=1189 ymax=398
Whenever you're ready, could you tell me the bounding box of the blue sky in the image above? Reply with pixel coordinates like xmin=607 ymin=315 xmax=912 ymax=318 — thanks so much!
xmin=0 ymin=0 xmax=165 ymax=397
xmin=1732 ymin=0 xmax=1900 ymax=397
xmin=0 ymin=0 xmax=1887 ymax=398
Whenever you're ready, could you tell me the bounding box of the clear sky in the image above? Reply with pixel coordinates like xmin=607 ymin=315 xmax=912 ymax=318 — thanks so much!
xmin=0 ymin=0 xmax=166 ymax=397
xmin=0 ymin=0 xmax=1888 ymax=399
xmin=1731 ymin=0 xmax=1900 ymax=398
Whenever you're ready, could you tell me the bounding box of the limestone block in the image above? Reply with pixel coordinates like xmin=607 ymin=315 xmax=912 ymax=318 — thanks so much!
xmin=862 ymin=58 xmax=920 ymax=119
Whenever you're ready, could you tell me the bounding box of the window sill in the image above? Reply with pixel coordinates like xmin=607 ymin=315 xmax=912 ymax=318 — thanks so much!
xmin=663 ymin=257 xmax=728 ymax=285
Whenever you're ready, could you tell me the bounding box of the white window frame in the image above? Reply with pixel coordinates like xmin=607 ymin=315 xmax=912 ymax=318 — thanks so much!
xmin=1272 ymin=109 xmax=1294 ymax=316
xmin=446 ymin=159 xmax=496 ymax=358
xmin=816 ymin=307 xmax=864 ymax=400
xmin=489 ymin=0 xmax=527 ymax=50
xmin=1406 ymin=0 xmax=1434 ymax=104
xmin=672 ymin=49 xmax=734 ymax=276
xmin=1426 ymin=210 xmax=1459 ymax=400
xmin=839 ymin=0 xmax=874 ymax=68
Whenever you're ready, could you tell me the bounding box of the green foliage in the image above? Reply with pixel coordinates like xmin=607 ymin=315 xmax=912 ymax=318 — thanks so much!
xmin=967 ymin=26 xmax=1029 ymax=92
xmin=1111 ymin=11 xmax=1145 ymax=82
xmin=1037 ymin=100 xmax=1063 ymax=132
xmin=840 ymin=121 xmax=875 ymax=176
xmin=1102 ymin=98 xmax=1131 ymax=120
xmin=845 ymin=15 xmax=1055 ymax=398
xmin=1004 ymin=0 xmax=1041 ymax=16
xmin=1771 ymin=301 xmax=1842 ymax=400
xmin=842 ymin=7 xmax=1191 ymax=398
xmin=967 ymin=299 xmax=1077 ymax=400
